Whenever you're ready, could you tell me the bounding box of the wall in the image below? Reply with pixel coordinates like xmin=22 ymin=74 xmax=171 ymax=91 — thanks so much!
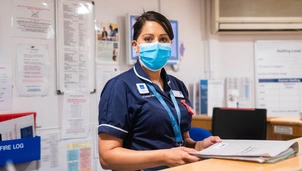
xmin=210 ymin=34 xmax=302 ymax=79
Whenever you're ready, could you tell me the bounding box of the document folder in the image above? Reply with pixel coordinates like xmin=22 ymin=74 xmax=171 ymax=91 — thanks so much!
xmin=190 ymin=139 xmax=298 ymax=163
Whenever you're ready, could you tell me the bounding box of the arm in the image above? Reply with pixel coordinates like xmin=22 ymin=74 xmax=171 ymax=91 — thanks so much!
xmin=98 ymin=133 xmax=200 ymax=170
xmin=184 ymin=131 xmax=222 ymax=151
xmin=183 ymin=131 xmax=197 ymax=148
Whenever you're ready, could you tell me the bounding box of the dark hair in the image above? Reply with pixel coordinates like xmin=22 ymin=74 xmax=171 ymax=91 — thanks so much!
xmin=132 ymin=11 xmax=174 ymax=41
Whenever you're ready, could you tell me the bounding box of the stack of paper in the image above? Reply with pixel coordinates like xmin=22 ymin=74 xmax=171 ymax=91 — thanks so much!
xmin=190 ymin=140 xmax=298 ymax=163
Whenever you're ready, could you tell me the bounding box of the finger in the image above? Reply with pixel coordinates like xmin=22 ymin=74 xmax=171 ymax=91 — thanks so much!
xmin=179 ymin=147 xmax=198 ymax=153
xmin=212 ymin=136 xmax=222 ymax=142
xmin=184 ymin=154 xmax=201 ymax=163
xmin=208 ymin=136 xmax=221 ymax=143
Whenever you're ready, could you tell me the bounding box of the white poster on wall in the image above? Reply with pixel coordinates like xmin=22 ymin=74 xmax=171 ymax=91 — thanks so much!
xmin=56 ymin=0 xmax=94 ymax=93
xmin=12 ymin=0 xmax=54 ymax=39
xmin=0 ymin=58 xmax=12 ymax=111
xmin=226 ymin=77 xmax=253 ymax=108
xmin=199 ymin=79 xmax=225 ymax=115
xmin=96 ymin=66 xmax=120 ymax=105
xmin=36 ymin=130 xmax=60 ymax=171
xmin=96 ymin=21 xmax=119 ymax=64
xmin=16 ymin=44 xmax=50 ymax=96
xmin=255 ymin=40 xmax=302 ymax=117
xmin=62 ymin=90 xmax=90 ymax=139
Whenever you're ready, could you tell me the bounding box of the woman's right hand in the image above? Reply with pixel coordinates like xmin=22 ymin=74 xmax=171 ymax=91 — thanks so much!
xmin=163 ymin=147 xmax=201 ymax=167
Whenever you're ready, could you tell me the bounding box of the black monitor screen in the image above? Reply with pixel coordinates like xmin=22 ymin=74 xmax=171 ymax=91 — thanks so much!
xmin=212 ymin=108 xmax=267 ymax=140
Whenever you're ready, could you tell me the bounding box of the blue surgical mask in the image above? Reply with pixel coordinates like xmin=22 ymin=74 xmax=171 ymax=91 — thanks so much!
xmin=137 ymin=42 xmax=171 ymax=71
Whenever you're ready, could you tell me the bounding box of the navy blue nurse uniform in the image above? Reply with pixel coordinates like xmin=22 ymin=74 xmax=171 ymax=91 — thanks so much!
xmin=98 ymin=62 xmax=193 ymax=170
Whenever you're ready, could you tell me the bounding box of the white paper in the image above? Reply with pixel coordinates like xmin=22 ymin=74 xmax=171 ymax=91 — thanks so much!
xmin=226 ymin=77 xmax=253 ymax=108
xmin=96 ymin=21 xmax=119 ymax=64
xmin=93 ymin=126 xmax=99 ymax=159
xmin=59 ymin=1 xmax=93 ymax=92
xmin=226 ymin=89 xmax=239 ymax=108
xmin=207 ymin=80 xmax=225 ymax=116
xmin=12 ymin=0 xmax=54 ymax=39
xmin=0 ymin=114 xmax=35 ymax=141
xmin=38 ymin=132 xmax=60 ymax=170
xmin=61 ymin=90 xmax=90 ymax=139
xmin=0 ymin=58 xmax=12 ymax=110
xmin=16 ymin=44 xmax=50 ymax=96
xmin=96 ymin=22 xmax=119 ymax=64
xmin=199 ymin=140 xmax=296 ymax=156
xmin=97 ymin=41 xmax=115 ymax=62
xmin=191 ymin=139 xmax=298 ymax=163
xmin=96 ymin=66 xmax=120 ymax=105
xmin=200 ymin=79 xmax=224 ymax=115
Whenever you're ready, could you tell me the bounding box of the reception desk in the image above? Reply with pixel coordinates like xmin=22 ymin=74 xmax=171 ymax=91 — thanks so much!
xmin=269 ymin=117 xmax=302 ymax=140
xmin=162 ymin=137 xmax=302 ymax=171
xmin=191 ymin=115 xmax=302 ymax=140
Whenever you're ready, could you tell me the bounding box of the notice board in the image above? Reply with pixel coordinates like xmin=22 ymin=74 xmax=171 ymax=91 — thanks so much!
xmin=254 ymin=40 xmax=302 ymax=117
xmin=55 ymin=0 xmax=96 ymax=94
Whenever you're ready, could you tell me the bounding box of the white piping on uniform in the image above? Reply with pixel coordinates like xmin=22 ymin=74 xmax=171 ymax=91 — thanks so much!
xmin=133 ymin=66 xmax=152 ymax=83
xmin=98 ymin=124 xmax=128 ymax=133
xmin=133 ymin=65 xmax=171 ymax=86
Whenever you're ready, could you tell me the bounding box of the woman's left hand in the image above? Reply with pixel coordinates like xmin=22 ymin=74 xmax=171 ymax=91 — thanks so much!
xmin=195 ymin=136 xmax=221 ymax=151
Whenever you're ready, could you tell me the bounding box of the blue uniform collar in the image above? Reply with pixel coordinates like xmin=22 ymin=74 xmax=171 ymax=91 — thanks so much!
xmin=133 ymin=61 xmax=171 ymax=88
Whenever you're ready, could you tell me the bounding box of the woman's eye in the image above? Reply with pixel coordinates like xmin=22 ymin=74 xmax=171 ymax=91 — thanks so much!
xmin=160 ymin=38 xmax=169 ymax=43
xmin=144 ymin=37 xmax=153 ymax=42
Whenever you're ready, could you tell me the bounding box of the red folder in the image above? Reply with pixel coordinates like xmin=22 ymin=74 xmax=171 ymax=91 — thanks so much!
xmin=0 ymin=112 xmax=37 ymax=127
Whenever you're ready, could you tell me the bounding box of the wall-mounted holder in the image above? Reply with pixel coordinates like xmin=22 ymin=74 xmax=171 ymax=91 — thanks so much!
xmin=0 ymin=136 xmax=41 ymax=166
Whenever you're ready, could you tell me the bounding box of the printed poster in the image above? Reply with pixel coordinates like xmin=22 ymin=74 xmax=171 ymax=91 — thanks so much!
xmin=12 ymin=0 xmax=55 ymax=39
xmin=67 ymin=141 xmax=92 ymax=171
xmin=96 ymin=22 xmax=119 ymax=63
xmin=16 ymin=44 xmax=50 ymax=96
xmin=61 ymin=90 xmax=90 ymax=139
xmin=0 ymin=58 xmax=12 ymax=110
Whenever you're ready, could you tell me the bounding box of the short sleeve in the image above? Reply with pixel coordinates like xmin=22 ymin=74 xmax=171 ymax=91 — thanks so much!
xmin=98 ymin=78 xmax=130 ymax=139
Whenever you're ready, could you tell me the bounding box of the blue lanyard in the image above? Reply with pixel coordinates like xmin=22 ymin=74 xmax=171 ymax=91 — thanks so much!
xmin=146 ymin=82 xmax=183 ymax=145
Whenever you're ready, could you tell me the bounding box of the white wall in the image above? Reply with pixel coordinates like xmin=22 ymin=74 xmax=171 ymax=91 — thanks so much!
xmin=210 ymin=34 xmax=302 ymax=80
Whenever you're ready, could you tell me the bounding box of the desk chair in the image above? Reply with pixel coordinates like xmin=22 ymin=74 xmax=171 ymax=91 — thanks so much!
xmin=212 ymin=107 xmax=267 ymax=140
xmin=189 ymin=127 xmax=212 ymax=141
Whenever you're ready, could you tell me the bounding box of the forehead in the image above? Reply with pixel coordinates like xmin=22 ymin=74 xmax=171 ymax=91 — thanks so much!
xmin=140 ymin=21 xmax=167 ymax=35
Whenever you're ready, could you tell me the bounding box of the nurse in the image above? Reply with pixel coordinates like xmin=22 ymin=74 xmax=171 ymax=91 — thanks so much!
xmin=98 ymin=11 xmax=221 ymax=171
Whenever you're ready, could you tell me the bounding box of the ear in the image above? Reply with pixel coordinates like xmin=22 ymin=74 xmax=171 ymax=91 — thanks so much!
xmin=132 ymin=40 xmax=139 ymax=54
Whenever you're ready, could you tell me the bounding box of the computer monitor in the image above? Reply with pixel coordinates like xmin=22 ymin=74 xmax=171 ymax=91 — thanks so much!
xmin=125 ymin=14 xmax=179 ymax=65
xmin=212 ymin=107 xmax=267 ymax=140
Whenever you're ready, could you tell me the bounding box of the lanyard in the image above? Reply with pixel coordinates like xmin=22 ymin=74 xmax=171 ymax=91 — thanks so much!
xmin=146 ymin=82 xmax=183 ymax=145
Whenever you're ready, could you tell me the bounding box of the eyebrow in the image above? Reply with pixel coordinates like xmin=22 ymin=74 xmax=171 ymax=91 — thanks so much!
xmin=142 ymin=33 xmax=169 ymax=37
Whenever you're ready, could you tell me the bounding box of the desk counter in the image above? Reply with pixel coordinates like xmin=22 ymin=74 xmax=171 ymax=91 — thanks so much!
xmin=192 ymin=115 xmax=302 ymax=140
xmin=269 ymin=117 xmax=302 ymax=140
